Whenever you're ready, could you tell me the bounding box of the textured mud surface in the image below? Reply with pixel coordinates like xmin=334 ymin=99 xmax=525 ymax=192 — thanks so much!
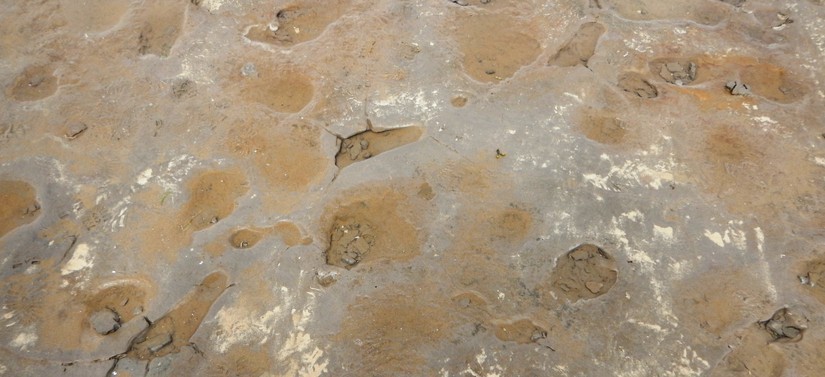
xmin=1 ymin=0 xmax=825 ymax=376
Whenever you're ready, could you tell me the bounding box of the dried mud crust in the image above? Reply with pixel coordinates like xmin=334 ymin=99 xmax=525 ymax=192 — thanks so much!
xmin=335 ymin=126 xmax=424 ymax=168
xmin=328 ymin=222 xmax=375 ymax=267
xmin=617 ymin=72 xmax=658 ymax=98
xmin=225 ymin=121 xmax=327 ymax=213
xmin=650 ymin=58 xmax=698 ymax=85
xmin=759 ymin=308 xmax=807 ymax=343
xmin=113 ymin=271 xmax=229 ymax=368
xmin=442 ymin=204 xmax=534 ymax=308
xmin=673 ymin=268 xmax=774 ymax=339
xmin=651 ymin=55 xmax=809 ymax=104
xmin=549 ymin=244 xmax=617 ymax=302
xmin=0 ymin=180 xmax=40 ymax=238
xmin=229 ymin=228 xmax=265 ymax=249
xmin=271 ymin=221 xmax=310 ymax=246
xmin=1 ymin=0 xmax=824 ymax=375
xmin=450 ymin=95 xmax=468 ymax=107
xmin=335 ymin=288 xmax=454 ymax=375
xmin=237 ymin=68 xmax=314 ymax=113
xmin=576 ymin=107 xmax=629 ymax=145
xmin=59 ymin=0 xmax=131 ymax=33
xmin=201 ymin=345 xmax=272 ymax=377
xmin=85 ymin=282 xmax=152 ymax=334
xmin=136 ymin=0 xmax=186 ymax=57
xmin=170 ymin=78 xmax=196 ymax=99
xmin=244 ymin=0 xmax=351 ymax=46
xmin=739 ymin=62 xmax=807 ymax=103
xmin=493 ymin=318 xmax=548 ymax=344
xmin=177 ymin=171 xmax=248 ymax=232
xmin=711 ymin=325 xmax=786 ymax=377
xmin=6 ymin=65 xmax=58 ymax=102
xmin=228 ymin=222 xmax=310 ymax=250
xmin=323 ymin=186 xmax=424 ymax=269
xmin=799 ymin=259 xmax=825 ymax=304
xmin=453 ymin=12 xmax=540 ymax=82
xmin=120 ymin=169 xmax=248 ymax=262
xmin=0 ymin=265 xmax=156 ymax=354
xmin=547 ymin=22 xmax=605 ymax=68
xmin=673 ymin=116 xmax=824 ymax=230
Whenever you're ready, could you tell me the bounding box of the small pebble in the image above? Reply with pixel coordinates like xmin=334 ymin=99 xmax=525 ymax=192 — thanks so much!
xmin=585 ymin=281 xmax=603 ymax=294
xmin=241 ymin=62 xmax=258 ymax=77
xmin=146 ymin=333 xmax=173 ymax=353
xmin=65 ymin=122 xmax=88 ymax=140
xmin=89 ymin=309 xmax=121 ymax=335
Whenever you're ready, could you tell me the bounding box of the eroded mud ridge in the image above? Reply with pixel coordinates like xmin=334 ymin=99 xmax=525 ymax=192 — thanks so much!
xmin=2 ymin=0 xmax=825 ymax=375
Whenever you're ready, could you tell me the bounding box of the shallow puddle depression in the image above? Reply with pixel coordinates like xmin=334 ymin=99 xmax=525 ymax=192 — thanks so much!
xmin=453 ymin=11 xmax=541 ymax=82
xmin=0 ymin=180 xmax=39 ymax=237
xmin=244 ymin=0 xmax=351 ymax=46
xmin=335 ymin=125 xmax=424 ymax=169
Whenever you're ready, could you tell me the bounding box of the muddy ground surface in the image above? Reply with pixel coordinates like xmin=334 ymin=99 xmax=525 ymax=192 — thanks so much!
xmin=1 ymin=0 xmax=825 ymax=376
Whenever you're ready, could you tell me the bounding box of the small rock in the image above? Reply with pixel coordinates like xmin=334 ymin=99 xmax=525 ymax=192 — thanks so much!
xmin=760 ymin=308 xmax=806 ymax=343
xmin=359 ymin=139 xmax=369 ymax=149
xmin=65 ymin=122 xmax=88 ymax=140
xmin=585 ymin=281 xmax=603 ymax=294
xmin=89 ymin=308 xmax=121 ymax=335
xmin=28 ymin=75 xmax=45 ymax=87
xmin=658 ymin=61 xmax=696 ymax=85
xmin=171 ymin=79 xmax=195 ymax=98
xmin=782 ymin=326 xmax=801 ymax=339
xmin=348 ymin=142 xmax=362 ymax=160
xmin=316 ymin=271 xmax=338 ymax=287
xmin=241 ymin=63 xmax=258 ymax=77
xmin=665 ymin=62 xmax=683 ymax=73
xmin=659 ymin=65 xmax=672 ymax=80
xmin=24 ymin=203 xmax=40 ymax=215
xmin=485 ymin=69 xmax=496 ymax=75
xmin=146 ymin=333 xmax=173 ymax=353
xmin=725 ymin=81 xmax=751 ymax=96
